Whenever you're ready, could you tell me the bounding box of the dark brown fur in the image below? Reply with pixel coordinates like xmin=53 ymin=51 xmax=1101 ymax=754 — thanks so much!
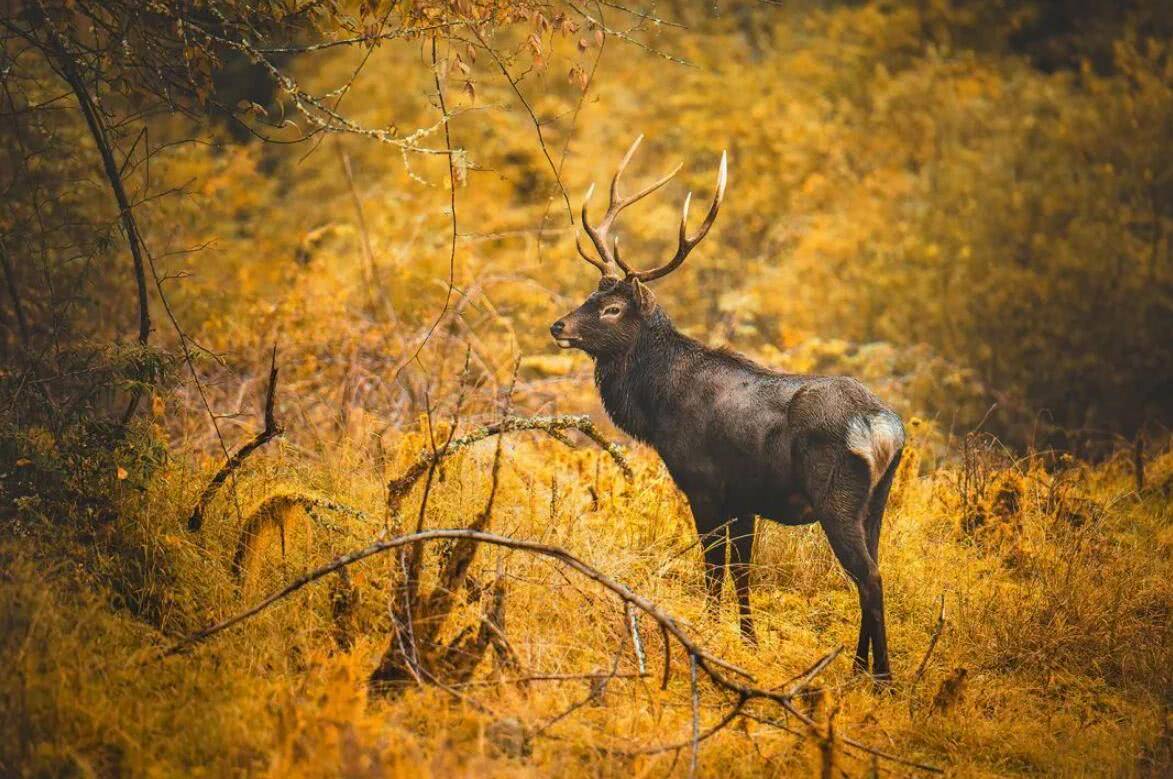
xmin=552 ymin=277 xmax=904 ymax=680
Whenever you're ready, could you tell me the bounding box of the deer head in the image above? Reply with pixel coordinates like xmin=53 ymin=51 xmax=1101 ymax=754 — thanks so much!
xmin=550 ymin=135 xmax=726 ymax=356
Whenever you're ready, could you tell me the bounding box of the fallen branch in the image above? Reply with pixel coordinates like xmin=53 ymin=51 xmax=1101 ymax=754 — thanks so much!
xmin=373 ymin=388 xmax=506 ymax=688
xmin=231 ymin=492 xmax=369 ymax=581
xmin=164 ymin=527 xmax=941 ymax=773
xmin=451 ymin=671 xmax=648 ymax=688
xmin=659 ymin=622 xmax=672 ymax=690
xmin=535 ymin=625 xmax=633 ymax=735
xmin=748 ymin=711 xmax=942 ymax=775
xmin=618 ymin=694 xmax=747 ymax=758
xmin=187 ymin=345 xmax=282 ymax=532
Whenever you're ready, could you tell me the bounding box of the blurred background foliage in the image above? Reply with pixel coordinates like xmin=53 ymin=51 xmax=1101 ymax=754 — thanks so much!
xmin=1 ymin=0 xmax=1169 ymax=465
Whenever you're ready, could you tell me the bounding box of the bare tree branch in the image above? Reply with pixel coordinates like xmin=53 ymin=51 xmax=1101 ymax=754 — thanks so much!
xmin=187 ymin=345 xmax=283 ymax=531
xmin=910 ymin=593 xmax=948 ymax=718
xmin=35 ymin=16 xmax=150 ymax=422
xmin=472 ymin=25 xmax=573 ymax=221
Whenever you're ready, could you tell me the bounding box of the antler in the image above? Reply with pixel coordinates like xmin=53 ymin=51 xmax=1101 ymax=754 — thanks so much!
xmin=579 ymin=134 xmax=681 ymax=277
xmin=576 ymin=135 xmax=727 ymax=283
xmin=628 ymin=150 xmax=726 ymax=283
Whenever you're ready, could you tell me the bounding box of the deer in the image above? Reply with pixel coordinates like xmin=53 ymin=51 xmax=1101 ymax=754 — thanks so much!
xmin=550 ymin=136 xmax=905 ymax=682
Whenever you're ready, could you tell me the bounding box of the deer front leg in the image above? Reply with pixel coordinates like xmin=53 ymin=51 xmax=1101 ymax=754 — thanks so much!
xmin=699 ymin=525 xmax=728 ymax=615
xmin=729 ymin=514 xmax=757 ymax=645
xmin=689 ymin=498 xmax=730 ymax=616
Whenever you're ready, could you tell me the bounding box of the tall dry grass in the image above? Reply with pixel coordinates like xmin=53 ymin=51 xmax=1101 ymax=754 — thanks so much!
xmin=1 ymin=419 xmax=1170 ymax=777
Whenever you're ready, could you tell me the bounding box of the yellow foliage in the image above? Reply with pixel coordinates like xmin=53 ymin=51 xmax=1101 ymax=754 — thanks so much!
xmin=1 ymin=430 xmax=1171 ymax=776
xmin=2 ymin=1 xmax=1171 ymax=776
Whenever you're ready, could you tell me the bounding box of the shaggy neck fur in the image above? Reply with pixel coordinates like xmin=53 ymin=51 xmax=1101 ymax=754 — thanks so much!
xmin=593 ymin=307 xmax=699 ymax=442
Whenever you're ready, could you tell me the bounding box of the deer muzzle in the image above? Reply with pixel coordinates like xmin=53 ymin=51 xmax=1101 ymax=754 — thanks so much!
xmin=549 ymin=319 xmax=578 ymax=349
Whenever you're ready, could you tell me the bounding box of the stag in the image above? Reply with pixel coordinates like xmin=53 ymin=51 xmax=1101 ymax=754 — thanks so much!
xmin=550 ymin=136 xmax=905 ymax=681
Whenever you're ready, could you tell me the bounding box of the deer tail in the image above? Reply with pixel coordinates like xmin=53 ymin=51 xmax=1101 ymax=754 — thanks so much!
xmin=845 ymin=411 xmax=905 ymax=488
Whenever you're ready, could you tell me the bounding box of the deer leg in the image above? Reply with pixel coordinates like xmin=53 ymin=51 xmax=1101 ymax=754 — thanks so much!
xmin=689 ymin=501 xmax=730 ymax=616
xmin=865 ymin=450 xmax=901 ymax=565
xmin=869 ymin=573 xmax=890 ymax=682
xmin=803 ymin=442 xmax=888 ymax=682
xmin=822 ymin=518 xmax=889 ymax=684
xmin=729 ymin=514 xmax=757 ymax=645
xmin=699 ymin=523 xmax=728 ymax=615
xmin=858 ymin=453 xmax=900 ymax=680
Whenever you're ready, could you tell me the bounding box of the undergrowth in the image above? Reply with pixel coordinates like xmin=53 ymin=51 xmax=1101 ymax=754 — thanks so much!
xmin=1 ymin=422 xmax=1170 ymax=777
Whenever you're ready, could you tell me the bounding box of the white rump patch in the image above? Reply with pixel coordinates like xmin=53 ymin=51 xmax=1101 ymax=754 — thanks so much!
xmin=846 ymin=413 xmax=905 ymax=486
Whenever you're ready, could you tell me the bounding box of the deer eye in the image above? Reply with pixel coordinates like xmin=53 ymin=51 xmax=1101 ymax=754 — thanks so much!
xmin=601 ymin=304 xmax=623 ymax=319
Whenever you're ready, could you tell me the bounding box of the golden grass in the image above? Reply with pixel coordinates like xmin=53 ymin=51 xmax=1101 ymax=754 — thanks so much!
xmin=1 ymin=425 xmax=1170 ymax=777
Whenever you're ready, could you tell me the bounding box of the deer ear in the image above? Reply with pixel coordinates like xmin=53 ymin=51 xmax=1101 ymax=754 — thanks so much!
xmin=631 ymin=279 xmax=657 ymax=314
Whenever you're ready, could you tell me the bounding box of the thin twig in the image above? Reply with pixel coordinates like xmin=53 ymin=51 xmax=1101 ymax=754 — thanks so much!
xmin=455 ymin=670 xmax=647 ymax=687
xmin=776 ymin=645 xmax=844 ymax=696
xmin=626 ymin=601 xmax=647 ymax=674
xmin=568 ymin=1 xmax=696 ymax=67
xmin=386 ymin=413 xmax=632 ymax=517
xmin=187 ymin=345 xmax=282 ymax=531
xmin=472 ymin=25 xmax=572 ymax=220
xmin=338 ymin=145 xmax=396 ymax=323
xmin=689 ymin=653 xmax=700 ymax=778
xmin=616 ymin=695 xmax=747 ymax=758
xmin=660 ymin=621 xmax=672 ymax=690
xmin=535 ymin=626 xmax=632 ymax=735
xmin=384 ymin=35 xmax=462 ymax=382
xmin=909 ymin=593 xmax=948 ymax=718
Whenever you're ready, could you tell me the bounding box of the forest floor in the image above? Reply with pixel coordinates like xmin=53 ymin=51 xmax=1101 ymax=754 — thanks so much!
xmin=2 ymin=424 xmax=1170 ymax=777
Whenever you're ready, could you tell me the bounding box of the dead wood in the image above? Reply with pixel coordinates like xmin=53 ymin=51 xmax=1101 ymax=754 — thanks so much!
xmin=231 ymin=491 xmax=369 ymax=582
xmin=188 ymin=346 xmax=282 ymax=532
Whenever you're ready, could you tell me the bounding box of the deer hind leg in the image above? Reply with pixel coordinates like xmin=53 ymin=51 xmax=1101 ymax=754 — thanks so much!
xmin=822 ymin=517 xmax=888 ymax=682
xmin=865 ymin=450 xmax=902 ymax=565
xmin=803 ymin=444 xmax=890 ymax=682
xmin=729 ymin=514 xmax=757 ymax=645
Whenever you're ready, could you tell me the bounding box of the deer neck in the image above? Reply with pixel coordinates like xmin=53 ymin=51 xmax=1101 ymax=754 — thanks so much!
xmin=593 ymin=309 xmax=689 ymax=442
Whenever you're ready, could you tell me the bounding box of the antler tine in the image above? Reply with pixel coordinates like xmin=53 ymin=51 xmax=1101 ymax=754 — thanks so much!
xmin=616 ymin=162 xmax=682 ymax=212
xmin=609 ymin=135 xmax=682 ymax=211
xmin=580 ymin=135 xmax=681 ymax=276
xmin=631 ymin=150 xmax=727 ymax=283
xmin=581 ymin=181 xmax=616 ymax=275
xmin=609 ymin=134 xmax=645 ymax=204
xmin=575 ymin=234 xmax=610 ymax=275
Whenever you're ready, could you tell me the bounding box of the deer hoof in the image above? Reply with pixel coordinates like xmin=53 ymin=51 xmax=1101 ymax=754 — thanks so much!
xmin=871 ymin=672 xmax=895 ymax=693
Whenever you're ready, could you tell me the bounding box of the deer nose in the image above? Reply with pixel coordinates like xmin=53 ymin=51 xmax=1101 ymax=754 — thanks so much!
xmin=550 ymin=320 xmax=565 ymax=337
